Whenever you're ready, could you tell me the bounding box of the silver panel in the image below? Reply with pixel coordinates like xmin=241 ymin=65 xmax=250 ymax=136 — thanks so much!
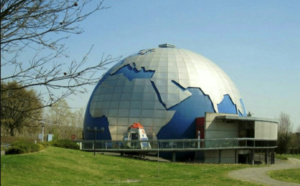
xmin=110 ymin=101 xmax=120 ymax=109
xmin=141 ymin=118 xmax=154 ymax=127
xmin=109 ymin=117 xmax=118 ymax=125
xmin=142 ymin=100 xmax=155 ymax=109
xmin=121 ymin=93 xmax=131 ymax=101
xmin=117 ymin=118 xmax=129 ymax=126
xmin=131 ymin=92 xmax=143 ymax=101
xmin=133 ymin=85 xmax=145 ymax=92
xmin=119 ymin=101 xmax=130 ymax=109
xmin=129 ymin=109 xmax=142 ymax=117
xmin=143 ymin=93 xmax=156 ymax=101
xmin=141 ymin=109 xmax=154 ymax=118
xmin=130 ymin=101 xmax=142 ymax=109
xmin=118 ymin=109 xmax=129 ymax=117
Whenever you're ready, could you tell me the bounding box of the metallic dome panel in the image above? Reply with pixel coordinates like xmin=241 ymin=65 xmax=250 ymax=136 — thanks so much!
xmin=85 ymin=44 xmax=246 ymax=141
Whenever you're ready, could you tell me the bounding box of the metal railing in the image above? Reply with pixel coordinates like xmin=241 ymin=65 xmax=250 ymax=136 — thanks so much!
xmin=78 ymin=138 xmax=277 ymax=152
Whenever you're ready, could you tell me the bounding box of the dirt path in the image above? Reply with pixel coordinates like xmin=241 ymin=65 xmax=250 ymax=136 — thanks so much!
xmin=228 ymin=158 xmax=300 ymax=186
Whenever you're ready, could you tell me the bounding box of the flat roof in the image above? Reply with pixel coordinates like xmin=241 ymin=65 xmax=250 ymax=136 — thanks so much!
xmin=216 ymin=115 xmax=278 ymax=124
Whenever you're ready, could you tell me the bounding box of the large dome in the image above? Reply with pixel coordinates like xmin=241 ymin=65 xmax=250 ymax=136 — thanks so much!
xmin=83 ymin=44 xmax=246 ymax=141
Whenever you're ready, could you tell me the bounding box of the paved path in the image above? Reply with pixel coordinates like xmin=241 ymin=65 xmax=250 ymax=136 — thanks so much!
xmin=228 ymin=158 xmax=300 ymax=186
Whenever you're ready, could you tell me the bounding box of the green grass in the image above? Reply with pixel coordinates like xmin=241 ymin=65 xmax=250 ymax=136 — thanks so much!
xmin=269 ymin=154 xmax=300 ymax=184
xmin=275 ymin=154 xmax=300 ymax=160
xmin=269 ymin=169 xmax=300 ymax=184
xmin=1 ymin=147 xmax=259 ymax=186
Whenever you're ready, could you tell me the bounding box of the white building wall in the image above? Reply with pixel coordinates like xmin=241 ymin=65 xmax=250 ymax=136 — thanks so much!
xmin=205 ymin=113 xmax=238 ymax=139
xmin=204 ymin=150 xmax=236 ymax=163
xmin=255 ymin=121 xmax=278 ymax=140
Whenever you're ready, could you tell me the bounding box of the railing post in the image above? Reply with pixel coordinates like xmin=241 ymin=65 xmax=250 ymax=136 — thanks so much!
xmin=198 ymin=131 xmax=200 ymax=149
xmin=172 ymin=152 xmax=176 ymax=162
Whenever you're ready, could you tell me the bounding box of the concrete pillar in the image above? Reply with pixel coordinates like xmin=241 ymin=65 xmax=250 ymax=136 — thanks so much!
xmin=234 ymin=150 xmax=237 ymax=163
xmin=265 ymin=149 xmax=268 ymax=164
xmin=251 ymin=149 xmax=254 ymax=165
xmin=172 ymin=152 xmax=176 ymax=162
xmin=271 ymin=149 xmax=275 ymax=164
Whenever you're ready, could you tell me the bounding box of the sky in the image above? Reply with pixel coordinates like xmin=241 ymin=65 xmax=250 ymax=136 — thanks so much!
xmin=44 ymin=0 xmax=300 ymax=131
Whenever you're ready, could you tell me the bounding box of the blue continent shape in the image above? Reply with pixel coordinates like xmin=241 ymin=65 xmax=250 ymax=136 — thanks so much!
xmin=217 ymin=94 xmax=247 ymax=116
xmin=217 ymin=94 xmax=237 ymax=114
xmin=157 ymin=88 xmax=215 ymax=140
xmin=112 ymin=64 xmax=154 ymax=81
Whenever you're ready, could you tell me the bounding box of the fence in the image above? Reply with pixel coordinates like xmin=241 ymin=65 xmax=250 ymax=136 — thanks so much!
xmin=78 ymin=138 xmax=277 ymax=152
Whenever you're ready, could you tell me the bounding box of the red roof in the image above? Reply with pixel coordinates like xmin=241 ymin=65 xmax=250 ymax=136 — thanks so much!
xmin=130 ymin=122 xmax=144 ymax=129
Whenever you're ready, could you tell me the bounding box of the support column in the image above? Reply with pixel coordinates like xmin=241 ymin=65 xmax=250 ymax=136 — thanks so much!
xmin=265 ymin=149 xmax=268 ymax=164
xmin=219 ymin=150 xmax=222 ymax=164
xmin=271 ymin=149 xmax=275 ymax=164
xmin=251 ymin=149 xmax=254 ymax=165
xmin=172 ymin=152 xmax=176 ymax=162
xmin=234 ymin=150 xmax=237 ymax=163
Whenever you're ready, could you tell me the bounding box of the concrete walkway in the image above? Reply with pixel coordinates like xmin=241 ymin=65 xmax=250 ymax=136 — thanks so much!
xmin=228 ymin=158 xmax=300 ymax=186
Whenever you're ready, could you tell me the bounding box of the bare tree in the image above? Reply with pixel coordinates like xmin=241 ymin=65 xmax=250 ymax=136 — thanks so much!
xmin=278 ymin=113 xmax=293 ymax=133
xmin=1 ymin=0 xmax=119 ymax=110
xmin=277 ymin=112 xmax=293 ymax=154
xmin=43 ymin=99 xmax=83 ymax=140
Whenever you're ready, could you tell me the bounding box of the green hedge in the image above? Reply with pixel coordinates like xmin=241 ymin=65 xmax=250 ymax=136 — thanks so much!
xmin=6 ymin=141 xmax=41 ymax=154
xmin=5 ymin=139 xmax=79 ymax=155
xmin=50 ymin=140 xmax=79 ymax=150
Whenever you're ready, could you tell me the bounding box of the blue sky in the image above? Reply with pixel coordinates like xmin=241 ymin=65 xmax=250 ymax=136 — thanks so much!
xmin=61 ymin=0 xmax=300 ymax=131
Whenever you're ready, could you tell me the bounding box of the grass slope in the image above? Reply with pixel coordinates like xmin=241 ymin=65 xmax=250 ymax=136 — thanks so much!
xmin=276 ymin=154 xmax=300 ymax=160
xmin=269 ymin=154 xmax=300 ymax=184
xmin=269 ymin=169 xmax=300 ymax=184
xmin=1 ymin=147 xmax=258 ymax=186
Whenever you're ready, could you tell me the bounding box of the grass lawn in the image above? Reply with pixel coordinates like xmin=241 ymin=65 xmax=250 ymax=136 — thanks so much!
xmin=269 ymin=154 xmax=300 ymax=184
xmin=269 ymin=169 xmax=300 ymax=184
xmin=1 ymin=147 xmax=259 ymax=186
xmin=275 ymin=154 xmax=300 ymax=160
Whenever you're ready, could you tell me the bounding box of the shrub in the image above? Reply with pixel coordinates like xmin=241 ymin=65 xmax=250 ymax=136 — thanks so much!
xmin=40 ymin=142 xmax=50 ymax=148
xmin=275 ymin=154 xmax=288 ymax=160
xmin=6 ymin=140 xmax=40 ymax=155
xmin=50 ymin=140 xmax=79 ymax=150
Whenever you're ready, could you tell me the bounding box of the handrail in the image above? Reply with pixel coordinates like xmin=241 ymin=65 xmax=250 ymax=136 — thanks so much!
xmin=78 ymin=138 xmax=277 ymax=152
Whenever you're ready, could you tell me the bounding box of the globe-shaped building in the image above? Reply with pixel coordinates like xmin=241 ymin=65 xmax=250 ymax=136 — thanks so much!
xmin=83 ymin=44 xmax=246 ymax=141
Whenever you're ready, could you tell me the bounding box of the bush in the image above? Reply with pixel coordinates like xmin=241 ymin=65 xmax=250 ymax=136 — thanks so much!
xmin=275 ymin=154 xmax=288 ymax=160
xmin=6 ymin=140 xmax=40 ymax=155
xmin=50 ymin=140 xmax=79 ymax=150
xmin=1 ymin=136 xmax=35 ymax=145
xmin=40 ymin=142 xmax=50 ymax=148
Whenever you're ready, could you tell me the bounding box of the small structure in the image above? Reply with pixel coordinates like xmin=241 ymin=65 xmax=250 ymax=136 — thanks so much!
xmin=47 ymin=134 xmax=54 ymax=142
xmin=123 ymin=122 xmax=151 ymax=149
xmin=195 ymin=113 xmax=278 ymax=164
